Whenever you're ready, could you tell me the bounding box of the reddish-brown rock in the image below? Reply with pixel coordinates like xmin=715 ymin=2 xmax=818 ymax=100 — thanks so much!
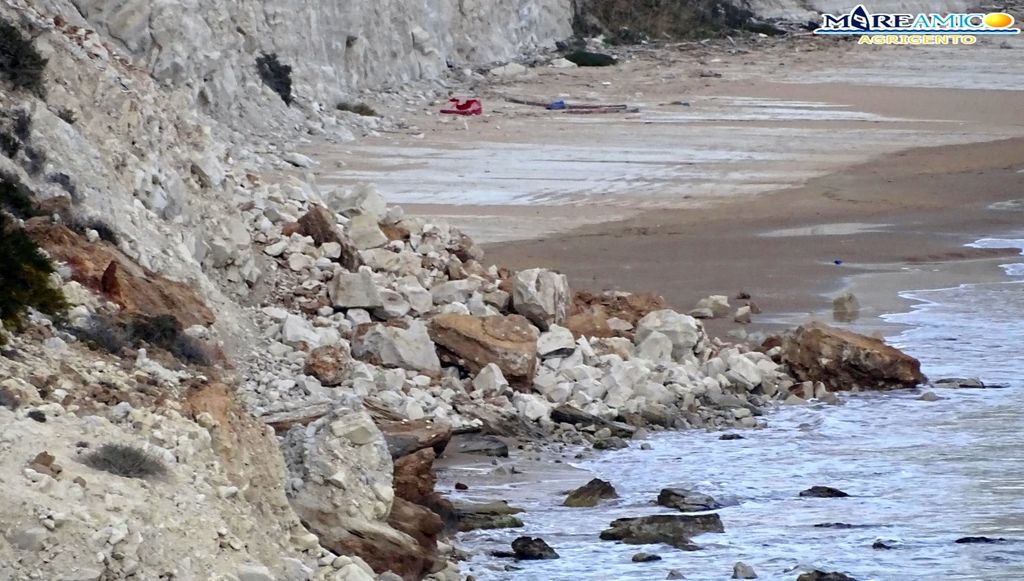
xmin=428 ymin=314 xmax=538 ymax=387
xmin=567 ymin=290 xmax=667 ymax=339
xmin=781 ymin=322 xmax=926 ymax=391
xmin=296 ymin=205 xmax=360 ymax=270
xmin=303 ymin=344 xmax=351 ymax=386
xmin=28 ymin=223 xmax=215 ymax=327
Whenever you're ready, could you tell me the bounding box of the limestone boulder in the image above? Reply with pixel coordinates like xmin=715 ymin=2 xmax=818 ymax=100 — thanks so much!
xmin=330 ymin=271 xmax=383 ymax=309
xmin=429 ymin=314 xmax=539 ymax=387
xmin=352 ymin=321 xmax=441 ymax=374
xmin=512 ymin=268 xmax=570 ymax=330
xmin=780 ymin=322 xmax=926 ymax=390
xmin=635 ymin=310 xmax=705 ymax=363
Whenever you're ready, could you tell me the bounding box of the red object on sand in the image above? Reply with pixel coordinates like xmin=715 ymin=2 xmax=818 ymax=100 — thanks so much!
xmin=441 ymin=98 xmax=482 ymax=116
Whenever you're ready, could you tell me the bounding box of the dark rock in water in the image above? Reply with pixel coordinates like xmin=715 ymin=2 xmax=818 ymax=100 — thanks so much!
xmin=814 ymin=523 xmax=858 ymax=529
xmin=632 ymin=552 xmax=662 ymax=562
xmin=720 ymin=433 xmax=745 ymax=440
xmin=933 ymin=377 xmax=985 ymax=389
xmin=565 ymin=50 xmax=617 ymax=67
xmin=458 ymin=514 xmax=523 ymax=532
xmin=491 ymin=550 xmax=516 ymax=558
xmin=800 ymin=486 xmax=849 ymax=498
xmin=454 ymin=482 xmax=468 ymax=491
xmin=872 ymin=541 xmax=895 ymax=549
xmin=564 ymin=478 xmax=618 ymax=507
xmin=796 ymin=572 xmax=857 ymax=581
xmin=454 ymin=500 xmax=525 ymax=532
xmin=657 ymin=488 xmax=722 ymax=512
xmin=451 ymin=434 xmax=509 ymax=457
xmin=955 ymin=536 xmax=1006 ymax=544
xmin=594 ymin=436 xmax=628 ymax=450
xmin=600 ymin=514 xmax=724 ymax=550
xmin=733 ymin=561 xmax=758 ymax=579
xmin=666 ymin=570 xmax=685 ymax=579
xmin=511 ymin=536 xmax=559 ymax=560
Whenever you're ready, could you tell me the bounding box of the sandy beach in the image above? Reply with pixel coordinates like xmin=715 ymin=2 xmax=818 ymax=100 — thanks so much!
xmin=309 ymin=34 xmax=1024 ymax=339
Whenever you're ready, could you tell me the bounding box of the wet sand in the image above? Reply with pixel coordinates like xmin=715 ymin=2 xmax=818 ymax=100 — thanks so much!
xmin=308 ymin=36 xmax=1024 ymax=338
xmin=486 ymin=137 xmax=1024 ymax=336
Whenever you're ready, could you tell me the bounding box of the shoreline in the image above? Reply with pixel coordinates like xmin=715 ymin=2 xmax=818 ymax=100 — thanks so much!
xmin=483 ymin=137 xmax=1024 ymax=340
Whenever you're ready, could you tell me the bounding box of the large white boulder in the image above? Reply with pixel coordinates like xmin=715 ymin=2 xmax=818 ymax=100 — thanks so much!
xmin=352 ymin=321 xmax=441 ymax=373
xmin=635 ymin=310 xmax=704 ymax=363
xmin=512 ymin=268 xmax=570 ymax=330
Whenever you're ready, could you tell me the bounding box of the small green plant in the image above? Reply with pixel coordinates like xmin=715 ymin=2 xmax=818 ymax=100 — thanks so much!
xmin=73 ymin=316 xmax=129 ymax=354
xmin=256 ymin=52 xmax=293 ymax=105
xmin=170 ymin=334 xmax=214 ymax=366
xmin=0 ymin=19 xmax=47 ymax=96
xmin=68 ymin=215 xmax=119 ymax=244
xmin=0 ymin=212 xmax=67 ymax=333
xmin=336 ymin=101 xmax=379 ymax=117
xmin=47 ymin=173 xmax=78 ymax=200
xmin=55 ymin=107 xmax=77 ymax=125
xmin=0 ymin=171 xmax=38 ymax=218
xmin=83 ymin=443 xmax=168 ymax=479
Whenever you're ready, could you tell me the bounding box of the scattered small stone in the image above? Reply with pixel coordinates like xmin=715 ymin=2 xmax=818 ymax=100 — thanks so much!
xmin=734 ymin=306 xmax=752 ymax=324
xmin=511 ymin=536 xmax=559 ymax=560
xmin=27 ymin=409 xmax=46 ymax=422
xmin=954 ymin=536 xmax=1006 ymax=544
xmin=733 ymin=561 xmax=758 ymax=579
xmin=455 ymin=482 xmax=469 ymax=491
xmin=667 ymin=569 xmax=685 ymax=579
xmin=640 ymin=443 xmax=653 ymax=450
xmin=872 ymin=541 xmax=894 ymax=549
xmin=799 ymin=486 xmax=849 ymax=498
xmin=632 ymin=552 xmax=662 ymax=562
xmin=918 ymin=391 xmax=940 ymax=402
xmin=720 ymin=433 xmax=745 ymax=441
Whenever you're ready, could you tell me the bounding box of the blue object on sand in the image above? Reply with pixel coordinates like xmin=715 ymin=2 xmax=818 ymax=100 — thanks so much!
xmin=547 ymin=100 xmax=567 ymax=110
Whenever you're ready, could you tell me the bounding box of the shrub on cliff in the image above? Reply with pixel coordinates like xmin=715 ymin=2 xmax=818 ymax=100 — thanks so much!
xmin=256 ymin=52 xmax=293 ymax=105
xmin=0 ymin=171 xmax=38 ymax=218
xmin=83 ymin=443 xmax=168 ymax=479
xmin=0 ymin=19 xmax=47 ymax=96
xmin=0 ymin=212 xmax=67 ymax=342
xmin=337 ymin=101 xmax=379 ymax=117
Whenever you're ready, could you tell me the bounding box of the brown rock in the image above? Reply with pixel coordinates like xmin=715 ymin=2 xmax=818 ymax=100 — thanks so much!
xmin=377 ymin=418 xmax=452 ymax=459
xmin=429 ymin=314 xmax=538 ymax=387
xmin=28 ymin=224 xmax=214 ymax=327
xmin=303 ymin=344 xmax=351 ymax=387
xmin=566 ymin=310 xmax=615 ymax=339
xmin=381 ymin=223 xmax=411 ymax=241
xmin=296 ymin=205 xmax=360 ymax=270
xmin=327 ymin=523 xmax=441 ymax=581
xmin=571 ymin=291 xmax=666 ymax=326
xmin=564 ymin=478 xmax=618 ymax=507
xmin=387 ymin=497 xmax=445 ymax=565
xmin=781 ymin=323 xmax=926 ymax=391
xmin=280 ymin=222 xmax=303 ymax=237
xmin=393 ymin=448 xmax=438 ymax=506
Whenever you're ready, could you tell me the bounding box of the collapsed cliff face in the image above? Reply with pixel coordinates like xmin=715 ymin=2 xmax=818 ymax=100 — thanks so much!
xmin=53 ymin=0 xmax=572 ymax=131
